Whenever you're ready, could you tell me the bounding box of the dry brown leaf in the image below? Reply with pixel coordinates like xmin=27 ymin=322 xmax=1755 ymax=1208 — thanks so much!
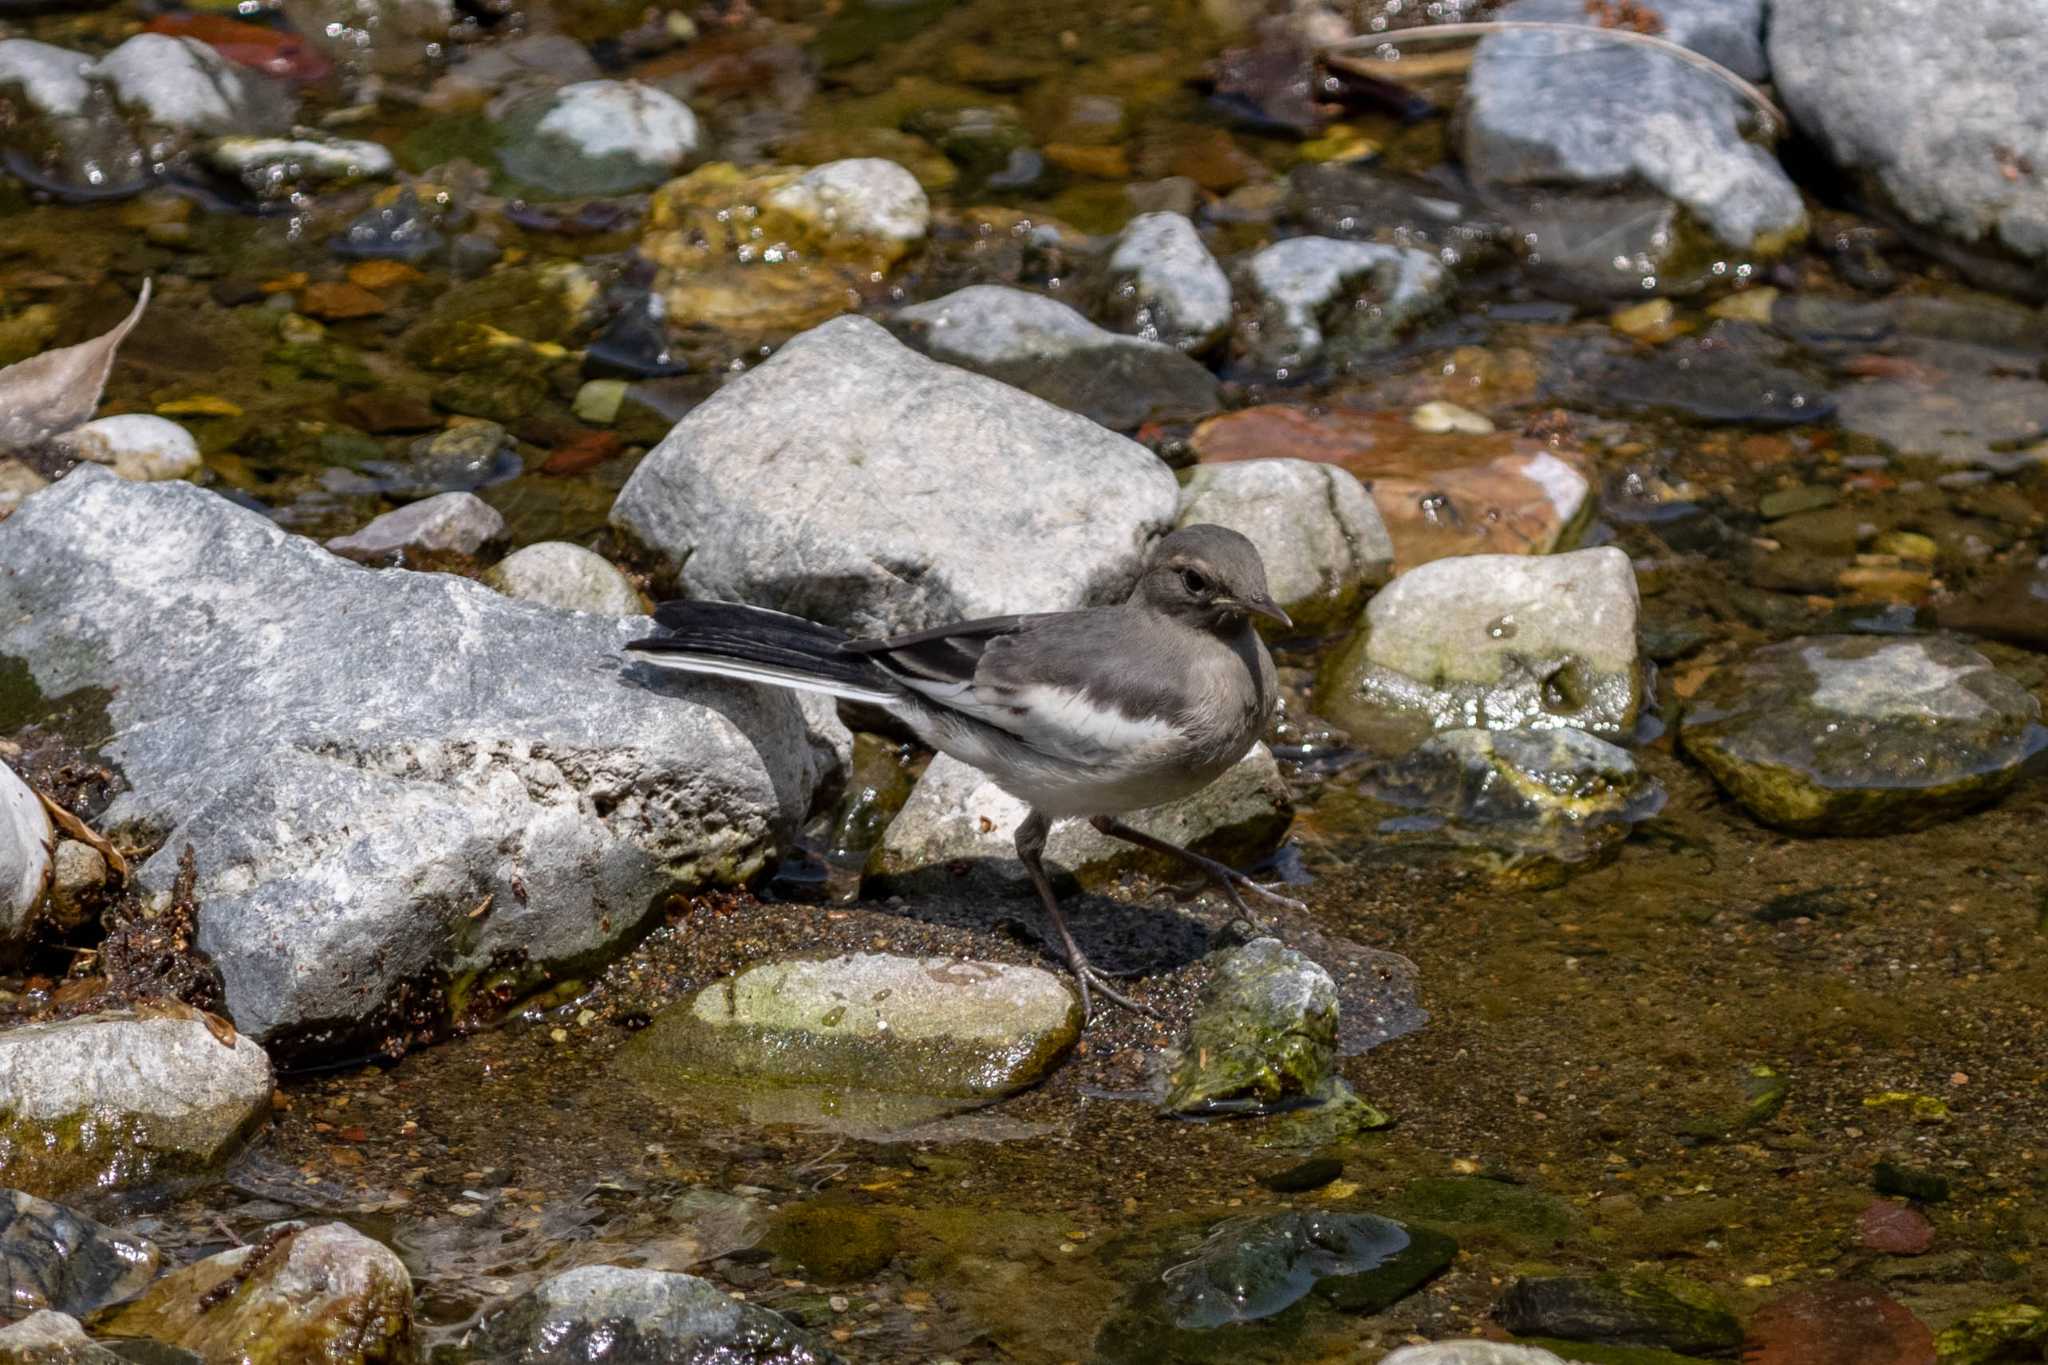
xmin=35 ymin=790 xmax=131 ymax=880
xmin=0 ymin=279 xmax=152 ymax=453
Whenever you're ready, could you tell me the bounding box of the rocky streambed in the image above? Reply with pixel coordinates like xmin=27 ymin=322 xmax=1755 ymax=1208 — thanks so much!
xmin=3 ymin=0 xmax=2048 ymax=1359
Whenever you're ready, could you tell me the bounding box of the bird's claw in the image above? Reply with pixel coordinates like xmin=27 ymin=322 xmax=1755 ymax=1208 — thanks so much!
xmin=1069 ymin=964 xmax=1162 ymax=1024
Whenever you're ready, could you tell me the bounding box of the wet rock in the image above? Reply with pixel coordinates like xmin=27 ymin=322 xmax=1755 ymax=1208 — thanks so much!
xmin=1175 ymin=460 xmax=1393 ymax=634
xmin=1873 ymin=1160 xmax=1950 ymax=1204
xmin=481 ymin=542 xmax=642 ymax=616
xmin=1188 ymin=407 xmax=1594 ymax=573
xmin=0 ymin=1189 xmax=158 ymax=1319
xmin=894 ymin=286 xmax=1220 ymax=431
xmin=1320 ymin=547 xmax=1644 ymax=746
xmin=1742 ymin=1282 xmax=1935 ymax=1365
xmin=1105 ymin=212 xmax=1233 ymax=352
xmin=1361 ymin=727 xmax=1664 ymax=885
xmin=1259 ymin=1156 xmax=1342 ymax=1193
xmin=365 ymin=421 xmax=522 ymax=499
xmin=1287 ymin=162 xmax=1509 ymax=269
xmin=764 ymin=158 xmax=930 ymax=249
xmin=1832 ymin=338 xmax=2048 ymax=472
xmin=868 ymin=745 xmax=1291 ymax=899
xmin=1938 ymin=555 xmax=2048 ymax=651
xmin=0 ymin=40 xmax=146 ymax=199
xmin=53 ymin=416 xmax=199 ymax=484
xmin=612 ymin=315 xmax=1180 ymax=636
xmin=1552 ymin=322 xmax=1834 ymax=428
xmin=1100 ymin=1210 xmax=1454 ymax=1360
xmin=1381 ymin=1346 xmax=1576 ymax=1365
xmin=1497 ymin=1272 xmax=1743 ymax=1356
xmin=95 ymin=34 xmax=292 ymax=148
xmin=324 ymin=491 xmax=505 ymax=561
xmin=330 ymin=188 xmax=446 ymax=263
xmin=1771 ymin=0 xmax=2048 ymax=292
xmin=204 ymin=134 xmax=394 ymax=197
xmin=1163 ymin=938 xmax=1336 ymax=1116
xmin=622 ymin=953 xmax=1079 ymax=1099
xmin=1936 ymin=1304 xmax=2048 ymax=1365
xmin=0 ymin=1008 xmax=272 ymax=1199
xmin=472 ymin=1265 xmax=836 ymax=1365
xmin=0 ymin=469 xmax=845 ymax=1058
xmin=97 ymin=1222 xmax=412 ymax=1365
xmin=1678 ymin=634 xmax=2043 ymax=834
xmin=0 ymin=1311 xmax=131 ymax=1364
xmin=640 ymin=162 xmax=924 ymax=335
xmin=1237 ymin=237 xmax=1449 ymax=376
xmin=1858 ymin=1200 xmax=1934 ymax=1256
xmin=1 ymin=762 xmax=54 ymax=951
xmin=497 ymin=80 xmax=701 ymax=198
xmin=1461 ymin=0 xmax=1802 ymax=294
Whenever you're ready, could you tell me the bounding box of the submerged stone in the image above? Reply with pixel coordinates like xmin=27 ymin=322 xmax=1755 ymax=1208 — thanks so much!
xmin=1496 ymin=1272 xmax=1743 ymax=1356
xmin=1385 ymin=1176 xmax=1576 ymax=1248
xmin=893 ymin=285 xmax=1220 ymax=431
xmin=0 ymin=1008 xmax=273 ymax=1200
xmin=1741 ymin=1282 xmax=1935 ymax=1365
xmin=1678 ymin=634 xmax=2043 ymax=834
xmin=1175 ymin=460 xmax=1393 ymax=635
xmin=1319 ymin=547 xmax=1644 ymax=748
xmin=496 ymin=80 xmax=700 ymax=197
xmin=621 ymin=953 xmax=1079 ymax=1100
xmin=97 ymin=1223 xmax=412 ymax=1365
xmin=1105 ymin=211 xmax=1233 ymax=352
xmin=1163 ymin=939 xmax=1337 ymax=1116
xmin=1934 ymin=1303 xmax=2048 ymax=1365
xmin=470 ymin=1265 xmax=837 ymax=1364
xmin=1162 ymin=1212 xmax=1452 ymax=1327
xmin=0 ymin=1189 xmax=159 ymax=1319
xmin=1236 ymin=237 xmax=1450 ymax=377
xmin=868 ymin=745 xmax=1291 ymax=900
xmin=760 ymin=1204 xmax=899 ymax=1283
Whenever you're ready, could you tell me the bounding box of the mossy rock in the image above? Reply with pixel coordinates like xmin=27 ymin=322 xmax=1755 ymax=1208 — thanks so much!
xmin=1384 ymin=1176 xmax=1577 ymax=1248
xmin=762 ymin=1203 xmax=900 ymax=1283
xmin=1496 ymin=1271 xmax=1742 ymax=1356
xmin=1162 ymin=940 xmax=1338 ymax=1117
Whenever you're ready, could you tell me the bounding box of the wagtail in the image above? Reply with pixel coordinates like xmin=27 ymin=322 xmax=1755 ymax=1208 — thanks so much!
xmin=624 ymin=524 xmax=1304 ymax=1019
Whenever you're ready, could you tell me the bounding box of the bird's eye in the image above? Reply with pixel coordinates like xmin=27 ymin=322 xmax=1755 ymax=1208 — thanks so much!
xmin=1180 ymin=568 xmax=1208 ymax=595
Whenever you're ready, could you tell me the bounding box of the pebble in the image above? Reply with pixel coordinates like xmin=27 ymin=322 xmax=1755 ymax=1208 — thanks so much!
xmin=324 ymin=491 xmax=506 ymax=561
xmin=481 ymin=542 xmax=643 ymax=616
xmin=57 ymin=415 xmax=202 ymax=483
xmin=1163 ymin=938 xmax=1337 ymax=1116
xmin=1410 ymin=401 xmax=1494 ymax=435
xmin=1857 ymin=1199 xmax=1935 ymax=1256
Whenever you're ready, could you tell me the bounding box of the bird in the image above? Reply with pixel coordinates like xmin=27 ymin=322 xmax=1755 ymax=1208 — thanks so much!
xmin=623 ymin=524 xmax=1305 ymax=1020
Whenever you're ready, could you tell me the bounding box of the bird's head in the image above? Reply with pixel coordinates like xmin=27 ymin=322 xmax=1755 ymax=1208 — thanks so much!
xmin=1136 ymin=524 xmax=1292 ymax=633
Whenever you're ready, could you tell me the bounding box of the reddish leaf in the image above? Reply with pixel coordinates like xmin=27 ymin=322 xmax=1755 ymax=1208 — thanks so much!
xmin=541 ymin=430 xmax=623 ymax=476
xmin=145 ymin=13 xmax=333 ymax=82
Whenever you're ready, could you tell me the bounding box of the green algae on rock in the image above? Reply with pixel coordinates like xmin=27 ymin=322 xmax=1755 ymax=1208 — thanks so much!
xmin=1679 ymin=634 xmax=2043 ymax=835
xmin=1495 ymin=1272 xmax=1743 ymax=1357
xmin=761 ymin=1203 xmax=900 ymax=1283
xmin=620 ymin=952 xmax=1080 ymax=1101
xmin=1384 ymin=1176 xmax=1577 ymax=1250
xmin=1934 ymin=1303 xmax=2048 ymax=1365
xmin=95 ymin=1223 xmax=413 ymax=1365
xmin=0 ymin=1009 xmax=272 ymax=1201
xmin=1162 ymin=939 xmax=1337 ymax=1117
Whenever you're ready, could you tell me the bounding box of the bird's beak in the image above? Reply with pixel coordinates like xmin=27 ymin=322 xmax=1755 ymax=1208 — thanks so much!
xmin=1225 ymin=596 xmax=1293 ymax=630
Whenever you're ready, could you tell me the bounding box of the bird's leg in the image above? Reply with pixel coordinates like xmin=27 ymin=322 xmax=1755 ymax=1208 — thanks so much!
xmin=1087 ymin=816 xmax=1307 ymax=936
xmin=1015 ymin=810 xmax=1160 ymax=1023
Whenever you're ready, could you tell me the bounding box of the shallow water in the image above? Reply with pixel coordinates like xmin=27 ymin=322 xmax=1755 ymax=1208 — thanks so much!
xmin=5 ymin=0 xmax=2048 ymax=1357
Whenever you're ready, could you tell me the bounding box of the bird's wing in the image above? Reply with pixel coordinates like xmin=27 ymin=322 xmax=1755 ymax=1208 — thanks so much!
xmin=852 ymin=611 xmax=1188 ymax=762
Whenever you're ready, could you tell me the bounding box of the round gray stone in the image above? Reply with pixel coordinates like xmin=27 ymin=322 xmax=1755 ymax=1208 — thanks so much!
xmin=482 ymin=541 xmax=644 ymax=616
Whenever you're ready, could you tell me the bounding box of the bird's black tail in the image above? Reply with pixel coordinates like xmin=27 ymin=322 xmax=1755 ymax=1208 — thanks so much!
xmin=625 ymin=601 xmax=902 ymax=704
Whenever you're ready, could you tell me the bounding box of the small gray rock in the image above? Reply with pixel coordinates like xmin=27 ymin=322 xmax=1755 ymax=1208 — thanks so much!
xmin=611 ymin=315 xmax=1181 ymax=636
xmin=497 ymin=79 xmax=701 ymax=198
xmin=55 ymin=416 xmax=200 ymax=484
xmin=1238 ymin=237 xmax=1449 ymax=375
xmin=482 ymin=542 xmax=643 ymax=616
xmin=1 ymin=763 xmax=53 ymax=952
xmin=1771 ymin=0 xmax=2048 ymax=284
xmin=325 ymin=491 xmax=505 ymax=561
xmin=0 ymin=469 xmax=845 ymax=1058
xmin=0 ymin=1189 xmax=160 ymax=1321
xmin=1321 ymin=547 xmax=1643 ymax=745
xmin=1163 ymin=938 xmax=1337 ymax=1115
xmin=625 ymin=953 xmax=1079 ymax=1100
xmin=894 ymin=285 xmax=1220 ymax=430
xmin=1176 ymin=460 xmax=1393 ymax=633
xmin=1461 ymin=0 xmax=1803 ymax=290
xmin=44 ymin=841 xmax=105 ymax=932
xmin=868 ymin=745 xmax=1292 ymax=899
xmin=0 ymin=1010 xmax=273 ymax=1199
xmin=475 ymin=1265 xmax=838 ymax=1365
xmin=94 ymin=34 xmax=291 ymax=141
xmin=1680 ymin=634 xmax=2043 ymax=834
xmin=1830 ymin=338 xmax=2048 ymax=472
xmin=1381 ymin=1344 xmax=1577 ymax=1365
xmin=1105 ymin=211 xmax=1234 ymax=351
xmin=0 ymin=1310 xmax=132 ymax=1364
xmin=765 ymin=158 xmax=931 ymax=247
xmin=205 ymin=134 xmax=395 ymax=195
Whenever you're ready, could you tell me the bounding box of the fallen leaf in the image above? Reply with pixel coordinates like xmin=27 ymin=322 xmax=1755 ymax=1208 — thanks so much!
xmin=35 ymin=790 xmax=131 ymax=880
xmin=0 ymin=280 xmax=151 ymax=452
xmin=540 ymin=430 xmax=623 ymax=475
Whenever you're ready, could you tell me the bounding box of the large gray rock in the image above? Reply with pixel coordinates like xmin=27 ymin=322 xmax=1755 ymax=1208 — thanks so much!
xmin=0 ymin=469 xmax=846 ymax=1057
xmin=1461 ymin=0 xmax=1803 ymax=294
xmin=1105 ymin=211 xmax=1234 ymax=352
xmin=1 ymin=764 xmax=52 ymax=954
xmin=611 ymin=315 xmax=1181 ymax=636
xmin=97 ymin=1222 xmax=413 ymax=1364
xmin=894 ymin=285 xmax=1221 ymax=431
xmin=0 ymin=1189 xmax=160 ymax=1321
xmin=473 ymin=1265 xmax=837 ymax=1365
xmin=1176 ymin=459 xmax=1393 ymax=634
xmin=1320 ymin=548 xmax=1643 ymax=745
xmin=1771 ymin=0 xmax=2048 ymax=288
xmin=867 ymin=745 xmax=1292 ymax=898
xmin=0 ymin=1009 xmax=273 ymax=1200
xmin=1680 ymin=634 xmax=2043 ymax=834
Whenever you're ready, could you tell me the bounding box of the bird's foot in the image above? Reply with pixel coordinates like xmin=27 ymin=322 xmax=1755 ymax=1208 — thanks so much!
xmin=1208 ymin=866 xmax=1307 ymax=919
xmin=1062 ymin=955 xmax=1163 ymax=1024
